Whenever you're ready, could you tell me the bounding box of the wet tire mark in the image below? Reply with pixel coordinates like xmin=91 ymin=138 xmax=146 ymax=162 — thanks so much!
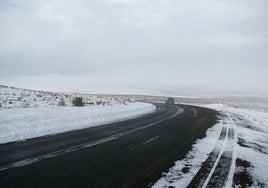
xmin=206 ymin=128 xmax=234 ymax=188
xmin=187 ymin=126 xmax=227 ymax=188
xmin=187 ymin=112 xmax=236 ymax=188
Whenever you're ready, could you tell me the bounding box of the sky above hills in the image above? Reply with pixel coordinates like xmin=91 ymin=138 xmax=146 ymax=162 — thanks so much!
xmin=0 ymin=0 xmax=268 ymax=95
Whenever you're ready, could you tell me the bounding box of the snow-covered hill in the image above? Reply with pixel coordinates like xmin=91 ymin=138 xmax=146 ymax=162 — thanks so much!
xmin=0 ymin=85 xmax=133 ymax=108
xmin=0 ymin=85 xmax=156 ymax=144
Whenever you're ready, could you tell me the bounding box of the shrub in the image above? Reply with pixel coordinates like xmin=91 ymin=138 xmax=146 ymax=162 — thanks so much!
xmin=96 ymin=101 xmax=102 ymax=105
xmin=72 ymin=97 xmax=84 ymax=107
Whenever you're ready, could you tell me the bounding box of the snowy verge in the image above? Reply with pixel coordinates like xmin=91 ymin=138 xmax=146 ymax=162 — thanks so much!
xmin=153 ymin=117 xmax=223 ymax=187
xmin=154 ymin=102 xmax=268 ymax=187
xmin=202 ymin=103 xmax=268 ymax=187
xmin=0 ymin=102 xmax=156 ymax=144
xmin=202 ymin=103 xmax=268 ymax=133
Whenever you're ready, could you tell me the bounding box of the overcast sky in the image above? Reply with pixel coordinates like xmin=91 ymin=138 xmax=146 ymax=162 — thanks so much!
xmin=0 ymin=0 xmax=268 ymax=95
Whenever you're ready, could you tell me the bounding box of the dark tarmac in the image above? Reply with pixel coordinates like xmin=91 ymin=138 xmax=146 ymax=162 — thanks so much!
xmin=0 ymin=103 xmax=218 ymax=188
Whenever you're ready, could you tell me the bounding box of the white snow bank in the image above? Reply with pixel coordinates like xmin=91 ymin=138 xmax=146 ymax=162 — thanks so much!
xmin=0 ymin=102 xmax=156 ymax=144
xmin=203 ymin=103 xmax=268 ymax=133
xmin=201 ymin=103 xmax=268 ymax=187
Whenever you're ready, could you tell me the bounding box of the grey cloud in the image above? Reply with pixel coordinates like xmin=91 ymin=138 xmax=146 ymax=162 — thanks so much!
xmin=0 ymin=0 xmax=268 ymax=94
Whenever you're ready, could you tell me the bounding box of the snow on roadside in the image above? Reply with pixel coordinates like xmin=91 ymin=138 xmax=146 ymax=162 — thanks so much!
xmin=203 ymin=103 xmax=268 ymax=133
xmin=153 ymin=117 xmax=223 ymax=188
xmin=154 ymin=102 xmax=268 ymax=188
xmin=201 ymin=103 xmax=268 ymax=187
xmin=152 ymin=117 xmax=223 ymax=188
xmin=0 ymin=102 xmax=156 ymax=144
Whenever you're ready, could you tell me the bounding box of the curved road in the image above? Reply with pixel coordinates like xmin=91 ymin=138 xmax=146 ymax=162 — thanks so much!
xmin=0 ymin=103 xmax=218 ymax=188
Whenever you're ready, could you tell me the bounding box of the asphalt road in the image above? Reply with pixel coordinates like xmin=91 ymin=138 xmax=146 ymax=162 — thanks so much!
xmin=0 ymin=103 xmax=218 ymax=188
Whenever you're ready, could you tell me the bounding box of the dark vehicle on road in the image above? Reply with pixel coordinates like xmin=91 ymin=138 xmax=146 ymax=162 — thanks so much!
xmin=165 ymin=97 xmax=174 ymax=104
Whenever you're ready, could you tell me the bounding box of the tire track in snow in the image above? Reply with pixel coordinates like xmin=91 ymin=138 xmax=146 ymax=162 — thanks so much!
xmin=206 ymin=127 xmax=234 ymax=188
xmin=187 ymin=116 xmax=236 ymax=188
xmin=187 ymin=125 xmax=228 ymax=187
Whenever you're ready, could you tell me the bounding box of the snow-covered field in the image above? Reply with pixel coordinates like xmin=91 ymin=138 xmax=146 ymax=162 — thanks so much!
xmin=0 ymin=85 xmax=133 ymax=108
xmin=154 ymin=101 xmax=268 ymax=188
xmin=0 ymin=85 xmax=156 ymax=144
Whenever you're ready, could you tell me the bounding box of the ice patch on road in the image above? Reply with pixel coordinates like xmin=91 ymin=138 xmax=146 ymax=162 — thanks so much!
xmin=0 ymin=102 xmax=156 ymax=144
